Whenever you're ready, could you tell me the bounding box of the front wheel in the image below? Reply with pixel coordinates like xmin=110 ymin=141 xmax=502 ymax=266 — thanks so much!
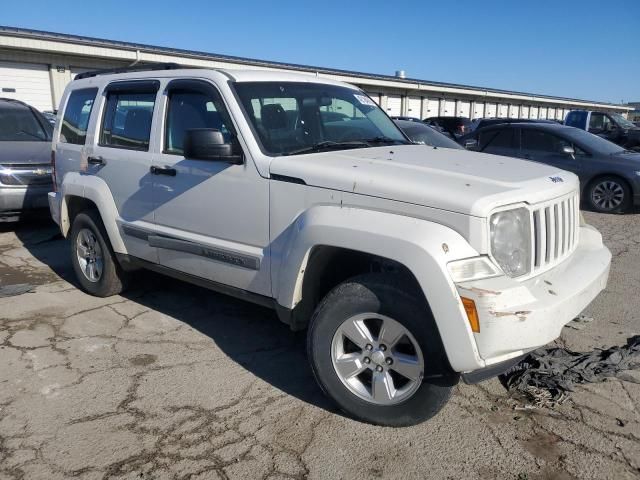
xmin=307 ymin=274 xmax=458 ymax=427
xmin=587 ymin=176 xmax=631 ymax=213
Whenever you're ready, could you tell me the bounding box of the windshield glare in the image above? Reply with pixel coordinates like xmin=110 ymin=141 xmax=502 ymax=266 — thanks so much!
xmin=610 ymin=113 xmax=636 ymax=129
xmin=0 ymin=105 xmax=50 ymax=142
xmin=563 ymin=127 xmax=625 ymax=155
xmin=234 ymin=82 xmax=407 ymax=155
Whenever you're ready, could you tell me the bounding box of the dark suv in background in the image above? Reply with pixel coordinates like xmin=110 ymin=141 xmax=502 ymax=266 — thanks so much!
xmin=0 ymin=98 xmax=54 ymax=221
xmin=460 ymin=122 xmax=640 ymax=213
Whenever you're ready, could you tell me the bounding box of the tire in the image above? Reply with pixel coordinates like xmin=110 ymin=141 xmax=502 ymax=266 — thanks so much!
xmin=69 ymin=210 xmax=129 ymax=297
xmin=586 ymin=176 xmax=631 ymax=213
xmin=307 ymin=273 xmax=458 ymax=427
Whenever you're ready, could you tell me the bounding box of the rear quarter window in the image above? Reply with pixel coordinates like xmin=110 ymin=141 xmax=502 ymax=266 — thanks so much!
xmin=60 ymin=88 xmax=98 ymax=145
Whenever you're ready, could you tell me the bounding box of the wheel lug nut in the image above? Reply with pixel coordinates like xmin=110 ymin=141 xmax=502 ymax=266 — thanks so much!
xmin=363 ymin=357 xmax=371 ymax=364
xmin=376 ymin=365 xmax=383 ymax=372
xmin=365 ymin=344 xmax=373 ymax=351
xmin=385 ymin=357 xmax=393 ymax=365
xmin=379 ymin=344 xmax=387 ymax=352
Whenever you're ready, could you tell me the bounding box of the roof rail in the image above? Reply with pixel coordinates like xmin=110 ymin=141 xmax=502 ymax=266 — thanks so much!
xmin=74 ymin=62 xmax=185 ymax=80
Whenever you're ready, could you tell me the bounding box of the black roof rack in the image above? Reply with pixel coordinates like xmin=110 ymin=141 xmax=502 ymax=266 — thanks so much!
xmin=75 ymin=62 xmax=185 ymax=80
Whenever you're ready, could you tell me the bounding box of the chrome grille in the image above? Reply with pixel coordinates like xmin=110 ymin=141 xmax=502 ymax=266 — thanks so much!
xmin=0 ymin=164 xmax=52 ymax=186
xmin=532 ymin=192 xmax=580 ymax=273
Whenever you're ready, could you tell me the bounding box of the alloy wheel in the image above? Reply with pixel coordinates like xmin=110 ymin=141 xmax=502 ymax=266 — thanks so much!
xmin=591 ymin=180 xmax=625 ymax=211
xmin=76 ymin=228 xmax=104 ymax=283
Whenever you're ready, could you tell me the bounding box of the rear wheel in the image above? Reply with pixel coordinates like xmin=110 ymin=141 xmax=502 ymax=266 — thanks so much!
xmin=307 ymin=273 xmax=458 ymax=427
xmin=70 ymin=210 xmax=129 ymax=297
xmin=587 ymin=176 xmax=630 ymax=213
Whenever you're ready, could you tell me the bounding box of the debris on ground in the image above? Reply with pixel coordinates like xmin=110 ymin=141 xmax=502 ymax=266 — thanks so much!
xmin=500 ymin=335 xmax=640 ymax=406
xmin=0 ymin=283 xmax=34 ymax=298
xmin=565 ymin=314 xmax=594 ymax=330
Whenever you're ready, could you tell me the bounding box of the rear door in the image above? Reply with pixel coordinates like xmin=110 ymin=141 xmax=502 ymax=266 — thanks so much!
xmin=477 ymin=126 xmax=518 ymax=157
xmin=519 ymin=128 xmax=579 ymax=173
xmin=88 ymin=80 xmax=159 ymax=263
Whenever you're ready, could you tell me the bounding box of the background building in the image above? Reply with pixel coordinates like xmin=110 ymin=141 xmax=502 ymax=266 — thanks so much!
xmin=0 ymin=25 xmax=631 ymax=120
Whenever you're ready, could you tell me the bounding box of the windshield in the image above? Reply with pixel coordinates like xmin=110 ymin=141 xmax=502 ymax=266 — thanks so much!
xmin=610 ymin=113 xmax=636 ymax=129
xmin=0 ymin=104 xmax=51 ymax=142
xmin=234 ymin=82 xmax=408 ymax=156
xmin=562 ymin=127 xmax=626 ymax=155
xmin=396 ymin=121 xmax=463 ymax=149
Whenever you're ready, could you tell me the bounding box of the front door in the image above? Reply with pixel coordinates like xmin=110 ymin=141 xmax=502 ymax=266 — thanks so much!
xmin=150 ymin=79 xmax=270 ymax=296
xmin=519 ymin=128 xmax=579 ymax=174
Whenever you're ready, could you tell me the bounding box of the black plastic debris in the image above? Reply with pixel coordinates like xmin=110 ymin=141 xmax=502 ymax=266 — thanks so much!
xmin=0 ymin=283 xmax=34 ymax=298
xmin=500 ymin=336 xmax=640 ymax=405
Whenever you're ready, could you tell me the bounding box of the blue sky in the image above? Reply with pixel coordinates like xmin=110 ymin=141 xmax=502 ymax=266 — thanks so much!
xmin=2 ymin=0 xmax=638 ymax=103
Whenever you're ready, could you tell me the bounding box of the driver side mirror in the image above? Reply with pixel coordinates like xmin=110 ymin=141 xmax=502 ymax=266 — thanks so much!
xmin=184 ymin=129 xmax=242 ymax=164
xmin=464 ymin=138 xmax=479 ymax=151
xmin=561 ymin=145 xmax=575 ymax=156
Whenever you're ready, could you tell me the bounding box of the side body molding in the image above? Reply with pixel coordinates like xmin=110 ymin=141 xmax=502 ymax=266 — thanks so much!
xmin=271 ymin=205 xmax=485 ymax=372
xmin=58 ymin=172 xmax=128 ymax=254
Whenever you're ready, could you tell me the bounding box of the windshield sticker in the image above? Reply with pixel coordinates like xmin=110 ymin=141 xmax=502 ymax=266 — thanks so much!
xmin=354 ymin=94 xmax=377 ymax=106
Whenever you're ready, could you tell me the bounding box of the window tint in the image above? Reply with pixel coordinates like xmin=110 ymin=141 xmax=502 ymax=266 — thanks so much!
xmin=588 ymin=113 xmax=611 ymax=131
xmin=478 ymin=128 xmax=514 ymax=150
xmin=61 ymin=89 xmax=97 ymax=145
xmin=101 ymin=92 xmax=155 ymax=150
xmin=521 ymin=129 xmax=571 ymax=153
xmin=165 ymin=90 xmax=233 ymax=154
xmin=0 ymin=102 xmax=49 ymax=142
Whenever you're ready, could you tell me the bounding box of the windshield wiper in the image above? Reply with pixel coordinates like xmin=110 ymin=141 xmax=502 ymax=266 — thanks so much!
xmin=16 ymin=130 xmax=45 ymax=140
xmin=364 ymin=136 xmax=409 ymax=145
xmin=285 ymin=141 xmax=370 ymax=156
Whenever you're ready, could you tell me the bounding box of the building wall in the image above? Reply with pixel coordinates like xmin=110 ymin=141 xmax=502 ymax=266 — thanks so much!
xmin=0 ymin=32 xmax=631 ymax=120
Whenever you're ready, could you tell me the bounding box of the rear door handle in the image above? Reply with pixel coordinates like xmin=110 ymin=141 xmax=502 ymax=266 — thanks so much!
xmin=87 ymin=156 xmax=105 ymax=165
xmin=150 ymin=166 xmax=177 ymax=176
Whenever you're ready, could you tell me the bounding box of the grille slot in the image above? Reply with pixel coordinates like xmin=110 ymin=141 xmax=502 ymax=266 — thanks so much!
xmin=532 ymin=193 xmax=579 ymax=273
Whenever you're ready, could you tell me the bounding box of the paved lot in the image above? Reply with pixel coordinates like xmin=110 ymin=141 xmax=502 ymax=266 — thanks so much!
xmin=0 ymin=211 xmax=638 ymax=480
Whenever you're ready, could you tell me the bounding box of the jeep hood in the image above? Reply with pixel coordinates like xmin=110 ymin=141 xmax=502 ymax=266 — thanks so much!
xmin=269 ymin=145 xmax=578 ymax=217
xmin=0 ymin=141 xmax=51 ymax=165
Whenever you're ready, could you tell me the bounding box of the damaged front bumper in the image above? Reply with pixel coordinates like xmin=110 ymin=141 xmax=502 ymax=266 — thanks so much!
xmin=456 ymin=224 xmax=611 ymax=367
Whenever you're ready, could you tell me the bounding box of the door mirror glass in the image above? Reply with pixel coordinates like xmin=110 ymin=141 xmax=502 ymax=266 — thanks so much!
xmin=183 ymin=129 xmax=242 ymax=163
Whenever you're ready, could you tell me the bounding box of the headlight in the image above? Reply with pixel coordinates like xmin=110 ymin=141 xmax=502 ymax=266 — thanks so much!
xmin=490 ymin=207 xmax=531 ymax=277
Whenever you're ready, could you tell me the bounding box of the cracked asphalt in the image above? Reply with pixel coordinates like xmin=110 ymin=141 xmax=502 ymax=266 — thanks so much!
xmin=0 ymin=210 xmax=639 ymax=480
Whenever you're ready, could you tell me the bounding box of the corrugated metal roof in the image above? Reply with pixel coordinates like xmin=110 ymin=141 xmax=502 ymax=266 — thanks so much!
xmin=0 ymin=25 xmax=627 ymax=108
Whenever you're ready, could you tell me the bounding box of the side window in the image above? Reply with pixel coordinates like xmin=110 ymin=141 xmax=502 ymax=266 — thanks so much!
xmin=101 ymin=91 xmax=156 ymax=150
xmin=479 ymin=128 xmax=514 ymax=150
xmin=165 ymin=89 xmax=233 ymax=154
xmin=589 ymin=113 xmax=611 ymax=132
xmin=60 ymin=88 xmax=98 ymax=145
xmin=522 ymin=129 xmax=570 ymax=153
xmin=565 ymin=111 xmax=587 ymax=128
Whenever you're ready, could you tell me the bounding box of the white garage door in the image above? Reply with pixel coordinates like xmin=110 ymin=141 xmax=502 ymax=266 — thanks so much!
xmin=558 ymin=109 xmax=567 ymax=121
xmin=538 ymin=107 xmax=548 ymax=119
xmin=473 ymin=102 xmax=485 ymax=119
xmin=485 ymin=103 xmax=497 ymax=117
xmin=442 ymin=100 xmax=455 ymax=116
xmin=521 ymin=106 xmax=530 ymax=119
xmin=366 ymin=92 xmax=380 ymax=105
xmin=498 ymin=104 xmax=508 ymax=118
xmin=547 ymin=108 xmax=555 ymax=120
xmin=424 ymin=98 xmax=439 ymax=118
xmin=530 ymin=106 xmax=539 ymax=119
xmin=509 ymin=105 xmax=520 ymax=118
xmin=457 ymin=101 xmax=471 ymax=118
xmin=0 ymin=61 xmax=52 ymax=111
xmin=386 ymin=95 xmax=402 ymax=116
xmin=406 ymin=96 xmax=422 ymax=118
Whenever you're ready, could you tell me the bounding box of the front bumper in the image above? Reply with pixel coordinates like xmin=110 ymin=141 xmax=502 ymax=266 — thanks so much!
xmin=0 ymin=185 xmax=51 ymax=215
xmin=456 ymin=224 xmax=611 ymax=367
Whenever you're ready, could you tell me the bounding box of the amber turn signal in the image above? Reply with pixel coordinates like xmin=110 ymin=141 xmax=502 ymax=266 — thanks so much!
xmin=461 ymin=297 xmax=480 ymax=333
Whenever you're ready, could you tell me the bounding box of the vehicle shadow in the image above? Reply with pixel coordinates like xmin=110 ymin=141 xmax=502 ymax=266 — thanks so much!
xmin=122 ymin=271 xmax=336 ymax=414
xmin=3 ymin=220 xmax=336 ymax=415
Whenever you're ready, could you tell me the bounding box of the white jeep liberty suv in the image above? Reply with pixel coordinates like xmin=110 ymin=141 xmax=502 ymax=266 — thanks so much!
xmin=49 ymin=64 xmax=611 ymax=426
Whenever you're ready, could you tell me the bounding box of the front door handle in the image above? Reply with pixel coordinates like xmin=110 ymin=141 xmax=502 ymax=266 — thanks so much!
xmin=88 ymin=156 xmax=105 ymax=165
xmin=150 ymin=166 xmax=177 ymax=176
